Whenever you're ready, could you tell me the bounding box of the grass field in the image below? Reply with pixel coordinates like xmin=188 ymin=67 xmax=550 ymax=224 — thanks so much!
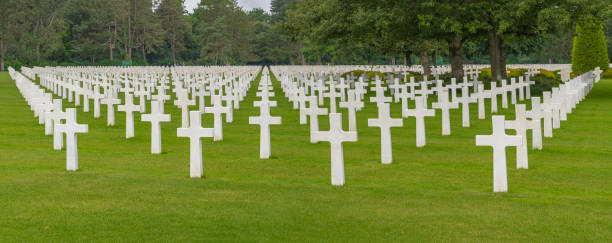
xmin=0 ymin=70 xmax=610 ymax=241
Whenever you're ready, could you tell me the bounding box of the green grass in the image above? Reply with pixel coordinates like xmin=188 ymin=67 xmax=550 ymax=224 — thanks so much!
xmin=0 ymin=70 xmax=611 ymax=241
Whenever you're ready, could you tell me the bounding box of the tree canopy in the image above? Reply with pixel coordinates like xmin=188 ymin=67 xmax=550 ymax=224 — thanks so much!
xmin=1 ymin=0 xmax=610 ymax=73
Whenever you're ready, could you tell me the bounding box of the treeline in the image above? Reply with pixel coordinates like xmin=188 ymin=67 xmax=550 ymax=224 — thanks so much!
xmin=0 ymin=0 xmax=305 ymax=69
xmin=283 ymin=0 xmax=612 ymax=80
xmin=0 ymin=0 xmax=610 ymax=73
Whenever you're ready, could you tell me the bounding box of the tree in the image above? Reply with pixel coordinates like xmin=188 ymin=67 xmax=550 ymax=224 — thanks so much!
xmin=0 ymin=0 xmax=22 ymax=70
xmin=193 ymin=0 xmax=251 ymax=65
xmin=572 ymin=17 xmax=610 ymax=74
xmin=24 ymin=0 xmax=67 ymax=63
xmin=157 ymin=0 xmax=189 ymax=65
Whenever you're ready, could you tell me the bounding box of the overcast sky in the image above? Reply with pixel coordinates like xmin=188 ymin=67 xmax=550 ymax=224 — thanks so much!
xmin=184 ymin=0 xmax=271 ymax=13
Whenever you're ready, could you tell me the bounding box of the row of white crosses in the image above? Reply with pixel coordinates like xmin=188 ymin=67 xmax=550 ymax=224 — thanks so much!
xmin=31 ymin=66 xmax=259 ymax=177
xmin=476 ymin=70 xmax=597 ymax=192
xmin=172 ymin=67 xmax=259 ymax=178
xmin=277 ymin=71 xmax=360 ymax=185
xmin=249 ymin=68 xmax=282 ymax=159
xmin=272 ymin=65 xmax=598 ymax=188
xmin=14 ymin=64 xmax=597 ymax=187
xmin=9 ymin=67 xmax=88 ymax=171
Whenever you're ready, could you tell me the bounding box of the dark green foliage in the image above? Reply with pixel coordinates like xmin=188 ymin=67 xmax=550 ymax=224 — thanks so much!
xmin=572 ymin=18 xmax=610 ymax=75
xmin=530 ymin=74 xmax=562 ymax=96
xmin=602 ymin=68 xmax=612 ymax=79
xmin=4 ymin=60 xmax=22 ymax=71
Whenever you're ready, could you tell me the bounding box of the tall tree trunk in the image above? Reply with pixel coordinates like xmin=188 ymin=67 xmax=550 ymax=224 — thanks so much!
xmin=142 ymin=46 xmax=146 ymax=63
xmin=391 ymin=56 xmax=396 ymax=65
xmin=420 ymin=50 xmax=431 ymax=76
xmin=1 ymin=41 xmax=5 ymax=72
xmin=171 ymin=39 xmax=176 ymax=65
xmin=431 ymin=50 xmax=437 ymax=67
xmin=299 ymin=51 xmax=306 ymax=65
xmin=448 ymin=36 xmax=464 ymax=79
xmin=488 ymin=30 xmax=507 ymax=81
xmin=499 ymin=37 xmax=507 ymax=79
xmin=36 ymin=44 xmax=41 ymax=63
xmin=404 ymin=51 xmax=412 ymax=66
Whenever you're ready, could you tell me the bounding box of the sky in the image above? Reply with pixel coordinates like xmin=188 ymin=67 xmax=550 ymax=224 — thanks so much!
xmin=184 ymin=0 xmax=272 ymax=13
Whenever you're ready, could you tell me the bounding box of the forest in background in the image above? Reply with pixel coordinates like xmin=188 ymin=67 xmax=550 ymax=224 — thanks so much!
xmin=0 ymin=0 xmax=610 ymax=70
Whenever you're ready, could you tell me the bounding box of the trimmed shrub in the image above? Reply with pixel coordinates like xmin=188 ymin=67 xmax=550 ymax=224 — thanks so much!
xmin=571 ymin=17 xmax=610 ymax=75
xmin=601 ymin=68 xmax=612 ymax=79
xmin=530 ymin=74 xmax=562 ymax=97
xmin=341 ymin=70 xmax=388 ymax=82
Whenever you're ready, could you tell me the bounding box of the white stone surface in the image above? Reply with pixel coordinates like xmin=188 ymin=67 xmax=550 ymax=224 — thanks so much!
xmin=304 ymin=95 xmax=328 ymax=143
xmin=204 ymin=95 xmax=230 ymax=141
xmin=312 ymin=113 xmax=357 ymax=186
xmin=118 ymin=93 xmax=141 ymax=139
xmin=476 ymin=115 xmax=522 ymax=192
xmin=432 ymin=90 xmax=458 ymax=135
xmin=403 ymin=96 xmax=435 ymax=147
xmin=141 ymin=100 xmax=171 ymax=154
xmin=55 ymin=108 xmax=88 ymax=171
xmin=526 ymin=97 xmax=544 ymax=150
xmin=249 ymin=101 xmax=281 ymax=159
xmin=456 ymin=86 xmax=476 ymax=127
xmin=505 ymin=104 xmax=538 ymax=169
xmin=101 ymin=94 xmax=121 ymax=126
xmin=368 ymin=103 xmax=403 ymax=164
xmin=177 ymin=111 xmax=214 ymax=178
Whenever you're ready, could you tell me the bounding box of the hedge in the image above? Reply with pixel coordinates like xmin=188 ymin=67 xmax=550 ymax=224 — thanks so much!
xmin=571 ymin=17 xmax=610 ymax=75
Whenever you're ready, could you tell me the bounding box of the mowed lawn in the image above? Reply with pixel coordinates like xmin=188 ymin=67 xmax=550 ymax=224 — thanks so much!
xmin=0 ymin=70 xmax=610 ymax=241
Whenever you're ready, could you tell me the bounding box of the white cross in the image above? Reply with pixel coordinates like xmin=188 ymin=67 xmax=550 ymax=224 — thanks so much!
xmin=473 ymin=84 xmax=491 ymax=119
xmin=324 ymin=86 xmax=342 ymax=113
xmin=221 ymin=92 xmax=235 ymax=122
xmin=509 ymin=78 xmax=517 ymax=105
xmin=368 ymin=102 xmax=403 ymax=164
xmin=540 ymin=91 xmax=555 ymax=137
xmin=455 ymin=86 xmax=476 ymax=127
xmin=526 ymin=97 xmax=544 ymax=150
xmin=152 ymin=88 xmax=171 ymax=113
xmin=118 ymin=93 xmax=141 ymax=138
xmin=91 ymin=86 xmax=104 ymax=118
xmin=134 ymin=87 xmax=148 ymax=113
xmin=304 ymin=95 xmax=328 ymax=143
xmin=177 ymin=111 xmax=214 ymax=178
xmin=205 ymin=95 xmax=230 ymax=141
xmin=100 ymin=93 xmax=121 ymax=126
xmin=47 ymin=99 xmax=66 ymax=150
xmin=499 ymin=80 xmax=509 ymax=109
xmin=369 ymin=86 xmax=392 ymax=107
xmin=447 ymin=78 xmax=462 ymax=102
xmin=414 ymin=81 xmax=433 ymax=100
xmin=432 ymin=80 xmax=447 ymax=96
xmin=174 ymin=93 xmax=195 ymax=128
xmin=505 ymin=104 xmax=538 ymax=169
xmin=432 ymin=90 xmax=458 ymax=135
xmin=141 ymin=100 xmax=171 ymax=154
xmin=339 ymin=90 xmax=362 ymax=132
xmin=403 ymin=96 xmax=435 ymax=147
xmin=476 ymin=115 xmax=522 ymax=192
xmin=312 ymin=113 xmax=357 ymax=186
xmin=490 ymin=82 xmax=500 ymax=113
xmin=55 ymin=108 xmax=88 ymax=171
xmin=395 ymin=87 xmax=412 ymax=113
xmin=249 ymin=102 xmax=281 ymax=159
xmin=388 ymin=78 xmax=403 ymax=102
